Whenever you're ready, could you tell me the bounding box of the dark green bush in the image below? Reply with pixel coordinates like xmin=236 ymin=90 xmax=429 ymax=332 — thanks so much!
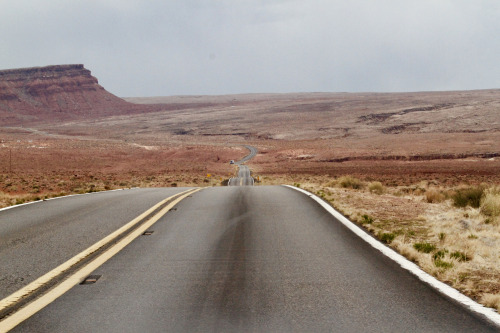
xmin=360 ymin=214 xmax=374 ymax=224
xmin=452 ymin=186 xmax=484 ymax=208
xmin=414 ymin=242 xmax=436 ymax=253
xmin=379 ymin=233 xmax=395 ymax=244
xmin=450 ymin=251 xmax=471 ymax=262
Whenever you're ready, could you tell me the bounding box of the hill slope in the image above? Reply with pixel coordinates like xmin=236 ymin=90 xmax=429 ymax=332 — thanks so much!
xmin=0 ymin=64 xmax=156 ymax=125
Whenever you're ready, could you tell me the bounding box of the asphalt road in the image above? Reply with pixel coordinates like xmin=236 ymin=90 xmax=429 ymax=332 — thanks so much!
xmin=0 ymin=187 xmax=189 ymax=299
xmin=228 ymin=165 xmax=254 ymax=186
xmin=228 ymin=145 xmax=257 ymax=186
xmin=8 ymin=186 xmax=498 ymax=332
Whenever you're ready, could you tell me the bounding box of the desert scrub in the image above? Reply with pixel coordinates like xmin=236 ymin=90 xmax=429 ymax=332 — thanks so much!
xmin=452 ymin=186 xmax=484 ymax=208
xmin=480 ymin=188 xmax=500 ymax=220
xmin=425 ymin=188 xmax=446 ymax=203
xmin=481 ymin=294 xmax=500 ymax=312
xmin=414 ymin=242 xmax=436 ymax=253
xmin=360 ymin=214 xmax=374 ymax=224
xmin=379 ymin=232 xmax=395 ymax=244
xmin=338 ymin=176 xmax=364 ymax=189
xmin=368 ymin=181 xmax=385 ymax=195
xmin=434 ymin=258 xmax=453 ymax=269
xmin=433 ymin=249 xmax=448 ymax=260
xmin=450 ymin=251 xmax=471 ymax=262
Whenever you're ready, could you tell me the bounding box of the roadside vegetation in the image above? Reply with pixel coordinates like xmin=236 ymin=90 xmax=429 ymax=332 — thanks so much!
xmin=0 ymin=172 xmax=229 ymax=209
xmin=260 ymin=173 xmax=500 ymax=313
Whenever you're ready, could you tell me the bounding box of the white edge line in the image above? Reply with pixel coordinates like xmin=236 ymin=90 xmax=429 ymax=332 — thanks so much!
xmin=284 ymin=185 xmax=500 ymax=327
xmin=0 ymin=188 xmax=132 ymax=213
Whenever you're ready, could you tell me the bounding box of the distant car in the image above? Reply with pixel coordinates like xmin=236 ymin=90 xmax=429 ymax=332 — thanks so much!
xmin=230 ymin=160 xmax=235 ymax=164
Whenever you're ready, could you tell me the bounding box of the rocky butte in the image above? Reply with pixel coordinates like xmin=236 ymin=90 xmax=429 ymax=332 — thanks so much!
xmin=0 ymin=64 xmax=156 ymax=125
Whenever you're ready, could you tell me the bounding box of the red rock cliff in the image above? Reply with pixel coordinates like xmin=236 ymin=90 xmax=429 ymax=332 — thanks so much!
xmin=0 ymin=64 xmax=149 ymax=125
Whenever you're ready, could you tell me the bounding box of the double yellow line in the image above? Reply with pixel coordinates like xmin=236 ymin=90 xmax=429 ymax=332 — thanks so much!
xmin=0 ymin=187 xmax=201 ymax=332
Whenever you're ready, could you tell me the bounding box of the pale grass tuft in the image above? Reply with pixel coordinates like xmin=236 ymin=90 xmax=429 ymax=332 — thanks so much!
xmin=481 ymin=293 xmax=500 ymax=311
xmin=480 ymin=188 xmax=500 ymax=221
xmin=425 ymin=187 xmax=446 ymax=203
xmin=393 ymin=239 xmax=420 ymax=262
xmin=368 ymin=181 xmax=385 ymax=195
xmin=338 ymin=176 xmax=364 ymax=189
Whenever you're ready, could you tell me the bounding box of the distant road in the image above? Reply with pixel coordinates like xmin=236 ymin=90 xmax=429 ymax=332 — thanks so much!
xmin=7 ymin=186 xmax=498 ymax=332
xmin=228 ymin=145 xmax=257 ymax=186
xmin=228 ymin=165 xmax=253 ymax=186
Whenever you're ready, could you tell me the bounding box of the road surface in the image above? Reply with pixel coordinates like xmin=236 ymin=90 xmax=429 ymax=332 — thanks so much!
xmin=228 ymin=145 xmax=257 ymax=186
xmin=2 ymin=186 xmax=498 ymax=332
xmin=0 ymin=188 xmax=189 ymax=299
xmin=228 ymin=165 xmax=253 ymax=186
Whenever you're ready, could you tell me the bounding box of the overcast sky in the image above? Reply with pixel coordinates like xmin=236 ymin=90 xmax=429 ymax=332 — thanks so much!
xmin=1 ymin=1 xmax=499 ymax=97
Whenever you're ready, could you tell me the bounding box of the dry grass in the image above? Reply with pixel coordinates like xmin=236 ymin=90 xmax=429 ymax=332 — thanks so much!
xmin=368 ymin=181 xmax=385 ymax=195
xmin=425 ymin=187 xmax=446 ymax=203
xmin=482 ymin=294 xmax=500 ymax=312
xmin=481 ymin=188 xmax=500 ymax=223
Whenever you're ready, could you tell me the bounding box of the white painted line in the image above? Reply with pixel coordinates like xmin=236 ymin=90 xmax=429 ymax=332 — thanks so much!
xmin=0 ymin=188 xmax=135 ymax=213
xmin=284 ymin=185 xmax=500 ymax=327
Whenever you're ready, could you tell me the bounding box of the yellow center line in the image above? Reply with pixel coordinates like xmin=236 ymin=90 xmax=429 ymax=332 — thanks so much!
xmin=0 ymin=188 xmax=201 ymax=332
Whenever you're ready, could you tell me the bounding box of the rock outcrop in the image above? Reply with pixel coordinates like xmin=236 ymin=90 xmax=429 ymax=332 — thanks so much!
xmin=0 ymin=64 xmax=151 ymax=125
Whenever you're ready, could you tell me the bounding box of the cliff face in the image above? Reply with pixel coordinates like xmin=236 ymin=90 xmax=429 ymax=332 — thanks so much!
xmin=0 ymin=64 xmax=144 ymax=125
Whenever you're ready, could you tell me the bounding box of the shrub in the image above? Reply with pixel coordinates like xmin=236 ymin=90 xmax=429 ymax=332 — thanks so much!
xmin=433 ymin=249 xmax=448 ymax=260
xmin=450 ymin=251 xmax=471 ymax=262
xmin=434 ymin=259 xmax=453 ymax=269
xmin=425 ymin=188 xmax=445 ymax=203
xmin=368 ymin=181 xmax=385 ymax=195
xmin=414 ymin=242 xmax=436 ymax=253
xmin=452 ymin=186 xmax=485 ymax=208
xmin=480 ymin=190 xmax=500 ymax=218
xmin=360 ymin=214 xmax=374 ymax=224
xmin=339 ymin=176 xmax=364 ymax=189
xmin=379 ymin=232 xmax=395 ymax=244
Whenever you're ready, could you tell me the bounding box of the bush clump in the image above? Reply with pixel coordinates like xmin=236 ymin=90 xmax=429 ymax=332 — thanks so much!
xmin=360 ymin=214 xmax=374 ymax=224
xmin=368 ymin=181 xmax=385 ymax=195
xmin=379 ymin=232 xmax=395 ymax=244
xmin=480 ymin=188 xmax=500 ymax=218
xmin=452 ymin=186 xmax=485 ymax=208
xmin=425 ymin=188 xmax=446 ymax=203
xmin=414 ymin=242 xmax=436 ymax=253
xmin=434 ymin=259 xmax=453 ymax=269
xmin=450 ymin=251 xmax=471 ymax=262
xmin=338 ymin=176 xmax=364 ymax=189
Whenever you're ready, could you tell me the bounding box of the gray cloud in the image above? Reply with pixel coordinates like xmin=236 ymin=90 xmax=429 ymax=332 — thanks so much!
xmin=1 ymin=0 xmax=499 ymax=96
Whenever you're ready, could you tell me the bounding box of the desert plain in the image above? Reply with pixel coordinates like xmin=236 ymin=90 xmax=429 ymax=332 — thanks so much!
xmin=1 ymin=65 xmax=500 ymax=312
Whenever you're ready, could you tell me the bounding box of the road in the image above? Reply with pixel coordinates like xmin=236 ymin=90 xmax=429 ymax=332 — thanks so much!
xmin=228 ymin=165 xmax=253 ymax=186
xmin=2 ymin=186 xmax=498 ymax=332
xmin=0 ymin=188 xmax=189 ymax=299
xmin=228 ymin=145 xmax=257 ymax=186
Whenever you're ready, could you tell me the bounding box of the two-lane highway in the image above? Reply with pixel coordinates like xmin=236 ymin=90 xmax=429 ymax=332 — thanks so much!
xmin=228 ymin=165 xmax=253 ymax=186
xmin=4 ymin=186 xmax=499 ymax=332
xmin=228 ymin=145 xmax=257 ymax=186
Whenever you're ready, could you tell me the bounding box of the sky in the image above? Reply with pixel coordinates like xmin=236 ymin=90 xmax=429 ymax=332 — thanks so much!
xmin=1 ymin=0 xmax=499 ymax=97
